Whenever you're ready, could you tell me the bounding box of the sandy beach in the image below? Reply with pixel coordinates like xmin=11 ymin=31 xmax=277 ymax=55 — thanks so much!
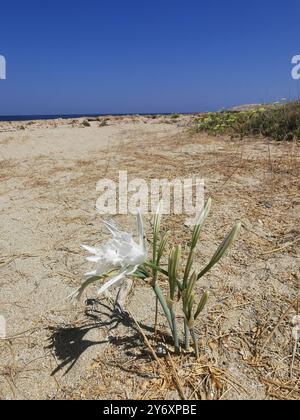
xmin=0 ymin=115 xmax=299 ymax=399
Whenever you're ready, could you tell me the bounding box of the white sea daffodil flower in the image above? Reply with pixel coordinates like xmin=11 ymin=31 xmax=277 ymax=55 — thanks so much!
xmin=70 ymin=210 xmax=147 ymax=300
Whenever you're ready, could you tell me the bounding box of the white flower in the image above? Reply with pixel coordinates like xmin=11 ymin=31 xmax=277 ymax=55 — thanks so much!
xmin=70 ymin=210 xmax=147 ymax=300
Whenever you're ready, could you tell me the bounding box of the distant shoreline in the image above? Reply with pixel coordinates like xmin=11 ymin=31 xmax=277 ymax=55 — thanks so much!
xmin=0 ymin=112 xmax=199 ymax=123
xmin=0 ymin=103 xmax=275 ymax=122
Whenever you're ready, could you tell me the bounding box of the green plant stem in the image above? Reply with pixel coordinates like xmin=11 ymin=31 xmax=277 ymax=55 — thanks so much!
xmin=190 ymin=327 xmax=199 ymax=359
xmin=184 ymin=319 xmax=190 ymax=351
xmin=144 ymin=261 xmax=168 ymax=277
xmin=152 ymin=266 xmax=159 ymax=333
xmin=170 ymin=307 xmax=180 ymax=354
xmin=152 ymin=283 xmax=173 ymax=335
xmin=154 ymin=295 xmax=159 ymax=334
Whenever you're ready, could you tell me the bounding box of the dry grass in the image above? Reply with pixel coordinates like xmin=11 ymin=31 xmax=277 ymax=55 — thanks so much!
xmin=0 ymin=117 xmax=299 ymax=399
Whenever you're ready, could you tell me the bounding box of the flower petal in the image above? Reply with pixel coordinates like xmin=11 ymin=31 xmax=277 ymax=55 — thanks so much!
xmin=136 ymin=209 xmax=146 ymax=252
xmin=86 ymin=255 xmax=102 ymax=262
xmin=97 ymin=266 xmax=137 ymax=295
xmin=81 ymin=244 xmax=99 ymax=254
xmin=84 ymin=269 xmax=97 ymax=277
xmin=104 ymin=221 xmax=133 ymax=242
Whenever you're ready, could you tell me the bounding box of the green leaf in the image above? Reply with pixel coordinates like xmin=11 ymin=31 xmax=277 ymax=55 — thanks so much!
xmin=70 ymin=275 xmax=105 ymax=301
xmin=197 ymin=222 xmax=241 ymax=280
xmin=191 ymin=197 xmax=212 ymax=248
xmin=173 ymin=245 xmax=181 ymax=280
xmin=168 ymin=245 xmax=181 ymax=300
xmin=183 ymin=248 xmax=195 ymax=287
xmin=194 ymin=291 xmax=209 ymax=319
xmin=152 ymin=282 xmax=174 ymax=334
xmin=186 ymin=271 xmax=197 ymax=300
xmin=188 ymin=294 xmax=195 ymax=320
xmin=144 ymin=261 xmax=168 ymax=277
xmin=183 ymin=198 xmax=212 ymax=286
xmin=152 ymin=201 xmax=162 ymax=263
xmin=156 ymin=231 xmax=170 ymax=263
xmin=133 ymin=269 xmax=149 ymax=279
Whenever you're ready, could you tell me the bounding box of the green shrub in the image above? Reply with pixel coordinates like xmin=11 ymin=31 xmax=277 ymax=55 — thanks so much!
xmin=195 ymin=102 xmax=300 ymax=141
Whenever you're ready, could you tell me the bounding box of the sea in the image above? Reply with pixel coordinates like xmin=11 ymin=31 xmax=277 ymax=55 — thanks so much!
xmin=0 ymin=113 xmax=182 ymax=122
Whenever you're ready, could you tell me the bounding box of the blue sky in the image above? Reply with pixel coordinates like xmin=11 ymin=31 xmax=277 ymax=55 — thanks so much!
xmin=0 ymin=0 xmax=299 ymax=115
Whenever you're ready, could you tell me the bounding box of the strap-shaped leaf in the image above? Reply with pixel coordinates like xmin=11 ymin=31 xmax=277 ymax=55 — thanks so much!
xmin=183 ymin=198 xmax=212 ymax=286
xmin=156 ymin=231 xmax=170 ymax=263
xmin=194 ymin=291 xmax=209 ymax=320
xmin=133 ymin=269 xmax=149 ymax=279
xmin=197 ymin=222 xmax=241 ymax=280
xmin=173 ymin=245 xmax=181 ymax=280
xmin=191 ymin=197 xmax=212 ymax=249
xmin=183 ymin=248 xmax=195 ymax=286
xmin=144 ymin=261 xmax=168 ymax=276
xmin=186 ymin=271 xmax=197 ymax=300
xmin=188 ymin=294 xmax=195 ymax=321
xmin=168 ymin=245 xmax=181 ymax=300
xmin=68 ymin=275 xmax=104 ymax=301
xmin=152 ymin=201 xmax=162 ymax=262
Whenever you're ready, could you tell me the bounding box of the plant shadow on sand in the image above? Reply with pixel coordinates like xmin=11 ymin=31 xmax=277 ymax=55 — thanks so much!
xmin=47 ymin=299 xmax=165 ymax=377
